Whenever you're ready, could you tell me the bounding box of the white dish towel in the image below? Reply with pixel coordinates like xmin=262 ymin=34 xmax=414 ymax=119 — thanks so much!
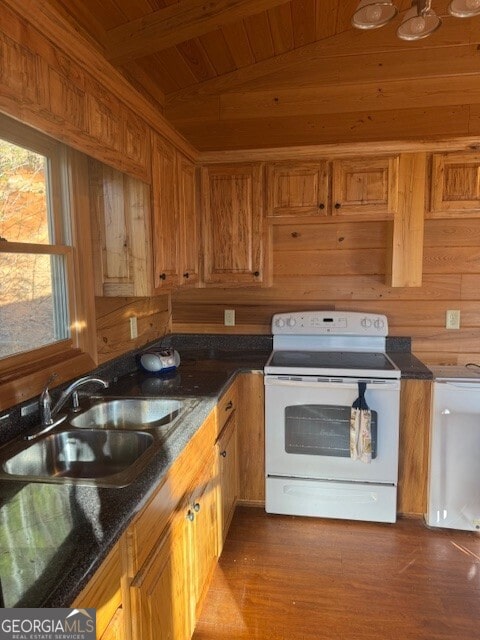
xmin=350 ymin=381 xmax=372 ymax=464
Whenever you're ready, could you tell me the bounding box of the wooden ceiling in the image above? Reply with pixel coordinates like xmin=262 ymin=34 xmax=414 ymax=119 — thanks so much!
xmin=51 ymin=0 xmax=480 ymax=151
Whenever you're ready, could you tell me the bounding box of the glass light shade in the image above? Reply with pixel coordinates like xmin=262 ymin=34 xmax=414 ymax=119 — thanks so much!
xmin=397 ymin=6 xmax=442 ymax=40
xmin=448 ymin=0 xmax=480 ymax=17
xmin=352 ymin=1 xmax=398 ymax=29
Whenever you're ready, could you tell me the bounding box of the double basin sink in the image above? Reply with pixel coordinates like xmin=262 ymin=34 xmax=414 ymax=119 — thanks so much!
xmin=0 ymin=397 xmax=198 ymax=488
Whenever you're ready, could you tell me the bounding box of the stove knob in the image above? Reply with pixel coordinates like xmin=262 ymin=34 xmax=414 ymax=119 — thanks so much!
xmin=275 ymin=318 xmax=285 ymax=328
xmin=361 ymin=317 xmax=372 ymax=328
xmin=374 ymin=318 xmax=384 ymax=329
xmin=287 ymin=317 xmax=296 ymax=328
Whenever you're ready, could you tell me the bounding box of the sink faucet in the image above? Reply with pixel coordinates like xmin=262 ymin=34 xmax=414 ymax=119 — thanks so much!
xmin=40 ymin=375 xmax=109 ymax=427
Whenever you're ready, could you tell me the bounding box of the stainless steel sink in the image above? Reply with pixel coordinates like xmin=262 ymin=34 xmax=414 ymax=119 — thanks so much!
xmin=69 ymin=398 xmax=184 ymax=430
xmin=0 ymin=429 xmax=155 ymax=487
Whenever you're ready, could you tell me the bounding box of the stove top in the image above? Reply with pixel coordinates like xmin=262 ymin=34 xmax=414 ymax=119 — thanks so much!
xmin=264 ymin=349 xmax=400 ymax=379
xmin=267 ymin=350 xmax=397 ymax=370
xmin=265 ymin=311 xmax=400 ymax=379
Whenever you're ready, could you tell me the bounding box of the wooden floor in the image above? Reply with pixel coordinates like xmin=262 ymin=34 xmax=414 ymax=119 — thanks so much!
xmin=193 ymin=507 xmax=480 ymax=640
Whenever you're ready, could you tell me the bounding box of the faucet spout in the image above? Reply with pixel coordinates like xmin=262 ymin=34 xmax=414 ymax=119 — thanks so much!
xmin=51 ymin=376 xmax=109 ymax=420
xmin=39 ymin=375 xmax=109 ymax=427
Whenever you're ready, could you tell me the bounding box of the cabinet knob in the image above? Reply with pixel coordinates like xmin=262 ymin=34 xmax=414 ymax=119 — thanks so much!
xmin=254 ymin=271 xmax=260 ymax=277
xmin=220 ymin=450 xmax=227 ymax=458
xmin=186 ymin=510 xmax=195 ymax=522
xmin=225 ymin=400 xmax=233 ymax=411
xmin=183 ymin=272 xmax=190 ymax=279
xmin=318 ymin=203 xmax=325 ymax=210
xmin=334 ymin=203 xmax=341 ymax=209
xmin=193 ymin=502 xmax=201 ymax=513
xmin=159 ymin=273 xmax=167 ymax=281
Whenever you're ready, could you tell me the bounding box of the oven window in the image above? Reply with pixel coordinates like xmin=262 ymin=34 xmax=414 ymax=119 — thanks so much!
xmin=285 ymin=405 xmax=377 ymax=458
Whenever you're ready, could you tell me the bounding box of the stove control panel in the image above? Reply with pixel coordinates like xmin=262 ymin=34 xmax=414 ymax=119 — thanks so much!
xmin=271 ymin=311 xmax=388 ymax=336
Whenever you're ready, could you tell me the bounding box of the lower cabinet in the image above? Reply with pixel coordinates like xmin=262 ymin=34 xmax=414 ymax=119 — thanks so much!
xmin=71 ymin=541 xmax=125 ymax=640
xmin=130 ymin=509 xmax=191 ymax=640
xmin=130 ymin=455 xmax=218 ymax=640
xmin=188 ymin=458 xmax=218 ymax=622
xmin=216 ymin=411 xmax=238 ymax=552
xmin=71 ymin=374 xmax=263 ymax=640
xmin=100 ymin=608 xmax=125 ymax=640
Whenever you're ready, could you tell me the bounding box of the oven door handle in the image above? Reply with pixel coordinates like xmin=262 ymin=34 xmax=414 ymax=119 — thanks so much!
xmin=264 ymin=377 xmax=399 ymax=390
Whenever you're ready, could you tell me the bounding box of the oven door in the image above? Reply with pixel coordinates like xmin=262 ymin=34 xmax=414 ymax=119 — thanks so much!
xmin=265 ymin=375 xmax=400 ymax=484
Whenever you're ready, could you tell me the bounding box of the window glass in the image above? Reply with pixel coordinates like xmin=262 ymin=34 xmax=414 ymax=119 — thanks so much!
xmin=0 ymin=140 xmax=51 ymax=244
xmin=0 ymin=128 xmax=71 ymax=362
xmin=0 ymin=253 xmax=69 ymax=359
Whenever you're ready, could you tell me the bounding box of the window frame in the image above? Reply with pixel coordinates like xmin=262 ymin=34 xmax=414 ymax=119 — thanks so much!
xmin=0 ymin=115 xmax=97 ymax=410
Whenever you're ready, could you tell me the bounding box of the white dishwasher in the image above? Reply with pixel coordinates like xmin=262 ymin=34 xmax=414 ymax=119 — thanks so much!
xmin=427 ymin=366 xmax=480 ymax=532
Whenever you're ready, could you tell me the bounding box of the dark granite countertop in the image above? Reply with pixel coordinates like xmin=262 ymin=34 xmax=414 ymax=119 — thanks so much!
xmin=387 ymin=352 xmax=433 ymax=380
xmin=0 ymin=351 xmax=268 ymax=609
xmin=0 ymin=337 xmax=431 ymax=608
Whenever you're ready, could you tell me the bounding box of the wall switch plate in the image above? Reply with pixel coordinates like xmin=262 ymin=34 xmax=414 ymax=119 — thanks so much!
xmin=224 ymin=309 xmax=235 ymax=326
xmin=446 ymin=309 xmax=460 ymax=330
xmin=130 ymin=316 xmax=138 ymax=339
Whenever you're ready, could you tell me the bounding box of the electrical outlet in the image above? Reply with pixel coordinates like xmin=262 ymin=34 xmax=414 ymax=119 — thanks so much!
xmin=224 ymin=309 xmax=235 ymax=326
xmin=130 ymin=316 xmax=138 ymax=339
xmin=446 ymin=309 xmax=460 ymax=330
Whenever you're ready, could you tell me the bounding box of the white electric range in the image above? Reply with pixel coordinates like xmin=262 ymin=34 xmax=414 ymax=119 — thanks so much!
xmin=264 ymin=311 xmax=401 ymax=524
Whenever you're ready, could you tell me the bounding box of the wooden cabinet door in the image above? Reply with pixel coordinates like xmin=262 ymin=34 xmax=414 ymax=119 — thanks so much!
xmin=130 ymin=517 xmax=190 ymax=640
xmin=88 ymin=160 xmax=153 ymax=297
xmin=188 ymin=460 xmax=218 ymax=622
xmin=430 ymin=153 xmax=480 ymax=216
xmin=216 ymin=411 xmax=238 ymax=551
xmin=201 ymin=163 xmax=266 ymax=286
xmin=152 ymin=134 xmax=181 ymax=289
xmin=177 ymin=154 xmax=200 ymax=287
xmin=99 ymin=608 xmax=124 ymax=640
xmin=71 ymin=541 xmax=124 ymax=640
xmin=266 ymin=161 xmax=329 ymax=217
xmin=332 ymin=157 xmax=398 ymax=216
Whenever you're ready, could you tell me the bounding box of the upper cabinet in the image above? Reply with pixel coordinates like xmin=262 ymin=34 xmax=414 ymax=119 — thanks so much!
xmin=89 ymin=160 xmax=154 ymax=297
xmin=430 ymin=152 xmax=480 ymax=216
xmin=332 ymin=157 xmax=398 ymax=216
xmin=151 ymin=134 xmax=180 ymax=290
xmin=201 ymin=163 xmax=268 ymax=287
xmin=151 ymin=134 xmax=199 ymax=290
xmin=90 ymin=135 xmax=200 ymax=297
xmin=267 ymin=161 xmax=329 ymax=217
xmin=177 ymin=153 xmax=200 ymax=287
xmin=266 ymin=156 xmax=399 ymax=220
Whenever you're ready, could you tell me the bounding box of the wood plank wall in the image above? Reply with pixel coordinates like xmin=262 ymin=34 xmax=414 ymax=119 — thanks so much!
xmin=96 ymin=296 xmax=171 ymax=364
xmin=172 ymin=217 xmax=480 ymax=366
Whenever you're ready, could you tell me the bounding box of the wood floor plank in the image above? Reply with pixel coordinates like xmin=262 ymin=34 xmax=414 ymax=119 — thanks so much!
xmin=193 ymin=507 xmax=480 ymax=640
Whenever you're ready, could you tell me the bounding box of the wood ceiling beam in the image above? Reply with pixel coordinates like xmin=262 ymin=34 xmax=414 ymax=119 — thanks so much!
xmin=105 ymin=0 xmax=293 ymax=65
xmin=170 ymin=104 xmax=472 ymax=151
xmin=166 ymin=43 xmax=480 ymax=118
xmin=166 ymin=4 xmax=480 ymax=102
xmin=167 ymin=73 xmax=480 ymax=125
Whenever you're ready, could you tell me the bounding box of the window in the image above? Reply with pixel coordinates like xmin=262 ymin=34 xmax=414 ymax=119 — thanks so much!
xmin=0 ymin=136 xmax=70 ymax=359
xmin=0 ymin=115 xmax=96 ymax=406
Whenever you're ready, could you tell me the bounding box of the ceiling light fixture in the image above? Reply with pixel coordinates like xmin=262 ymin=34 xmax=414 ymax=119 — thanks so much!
xmin=352 ymin=1 xmax=399 ymax=29
xmin=352 ymin=0 xmax=480 ymax=40
xmin=397 ymin=1 xmax=441 ymax=40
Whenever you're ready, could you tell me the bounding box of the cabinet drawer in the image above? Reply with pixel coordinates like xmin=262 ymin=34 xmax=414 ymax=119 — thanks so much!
xmin=216 ymin=382 xmax=237 ymax=436
xmin=127 ymin=410 xmax=216 ymax=575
